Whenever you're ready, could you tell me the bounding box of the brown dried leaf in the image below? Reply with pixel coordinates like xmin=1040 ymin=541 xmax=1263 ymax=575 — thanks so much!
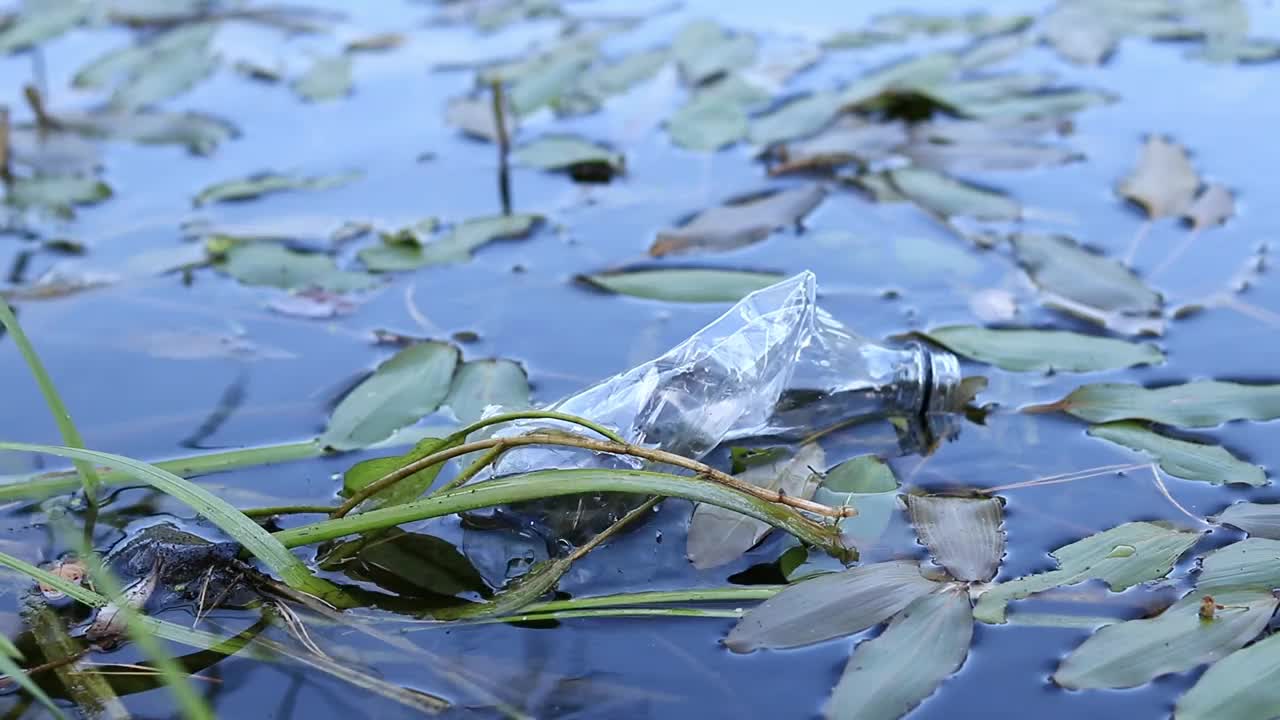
xmin=1117 ymin=136 xmax=1200 ymax=219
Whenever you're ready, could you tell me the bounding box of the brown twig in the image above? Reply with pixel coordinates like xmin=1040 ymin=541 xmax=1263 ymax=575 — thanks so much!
xmin=0 ymin=106 xmax=11 ymax=186
xmin=331 ymin=432 xmax=856 ymax=520
xmin=490 ymin=79 xmax=512 ymax=215
xmin=22 ymin=85 xmax=57 ymax=132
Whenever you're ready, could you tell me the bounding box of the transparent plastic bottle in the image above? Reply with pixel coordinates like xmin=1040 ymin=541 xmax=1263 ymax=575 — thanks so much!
xmin=463 ymin=271 xmax=962 ymax=568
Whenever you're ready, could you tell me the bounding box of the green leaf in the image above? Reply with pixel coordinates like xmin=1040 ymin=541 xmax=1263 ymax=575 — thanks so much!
xmin=1033 ymin=381 xmax=1280 ymax=427
xmin=815 ymin=456 xmax=900 ymax=547
xmin=905 ymin=495 xmax=1005 ymax=583
xmin=689 ymin=444 xmax=824 ymax=570
xmin=1196 ymin=539 xmax=1280 ymax=593
xmin=109 ymin=24 xmax=219 ymax=110
xmin=358 ymin=213 xmax=541 ymax=270
xmin=1211 ymin=503 xmax=1280 ymax=539
xmin=769 ymin=118 xmax=907 ymax=175
xmin=725 ymin=561 xmax=941 ymax=652
xmin=321 ymin=342 xmax=461 ymax=451
xmin=0 ymin=441 xmax=348 ymax=604
xmin=649 ymin=185 xmax=826 ymax=256
xmin=1011 ymin=233 xmax=1163 ymax=328
xmin=0 ymin=1 xmax=89 ymax=54
xmin=822 ymin=456 xmax=899 ymax=493
xmin=511 ymin=135 xmax=623 ymax=175
xmin=342 ymin=437 xmax=457 ymax=511
xmin=673 ymin=20 xmax=758 ymax=85
xmin=1117 ymin=136 xmax=1200 ymax=219
xmin=507 ymin=47 xmax=595 ymax=116
xmin=194 ymin=170 xmax=361 ymax=205
xmin=442 ymin=359 xmax=531 ymax=425
xmin=748 ymin=91 xmax=844 ymax=146
xmin=1088 ymin=422 xmax=1266 ymax=486
xmin=0 ymin=634 xmax=69 ymax=719
xmin=8 ymin=126 xmax=100 ymax=175
xmin=6 ymin=175 xmax=112 ymax=218
xmin=904 ymin=137 xmax=1080 ymax=172
xmin=292 ymin=55 xmax=353 ymax=101
xmin=922 ymin=326 xmax=1164 ymax=372
xmin=1175 ymin=624 xmax=1280 ymax=720
xmin=1054 ymin=589 xmax=1277 ymax=689
xmin=825 ymin=586 xmax=972 ymax=720
xmin=579 ymin=268 xmax=786 ymax=302
xmin=74 ymin=23 xmax=216 ymax=89
xmin=840 ymin=51 xmax=960 ymax=107
xmin=54 ymin=109 xmax=238 ymax=155
xmin=578 ymin=47 xmax=669 ymax=101
xmin=445 ymin=95 xmax=508 ymax=142
xmin=974 ymin=522 xmax=1201 ymax=624
xmin=886 ymin=167 xmax=1020 ymax=220
xmin=1192 ymin=37 xmax=1280 ymax=63
xmin=219 ymin=243 xmax=378 ymax=292
xmin=320 ymin=528 xmax=487 ymax=598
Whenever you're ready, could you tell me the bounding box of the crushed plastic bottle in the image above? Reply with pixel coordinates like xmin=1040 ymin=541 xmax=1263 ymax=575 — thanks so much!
xmin=462 ymin=271 xmax=962 ymax=575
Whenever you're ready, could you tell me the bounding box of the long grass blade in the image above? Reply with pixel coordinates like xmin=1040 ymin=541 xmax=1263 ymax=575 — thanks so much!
xmin=0 ymin=633 xmax=69 ymax=720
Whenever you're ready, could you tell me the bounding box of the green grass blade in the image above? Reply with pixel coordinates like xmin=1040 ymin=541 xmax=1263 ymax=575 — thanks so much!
xmin=0 ymin=298 xmax=101 ymax=497
xmin=27 ymin=602 xmax=125 ymax=719
xmin=0 ymin=441 xmax=356 ymax=607
xmin=0 ymin=633 xmax=70 ymax=720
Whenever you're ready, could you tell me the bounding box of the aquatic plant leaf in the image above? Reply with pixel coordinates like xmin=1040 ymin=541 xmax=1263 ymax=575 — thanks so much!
xmin=1176 ymin=626 xmax=1280 ymax=719
xmin=1012 ymin=233 xmax=1163 ymax=321
xmin=1192 ymin=37 xmax=1280 ymax=64
xmin=725 ymin=560 xmax=941 ymax=652
xmin=6 ymin=175 xmax=112 ymax=218
xmin=823 ymin=456 xmax=899 ymax=494
xmin=359 ymin=214 xmax=541 ymax=270
xmin=511 ymin=135 xmax=623 ymax=177
xmin=1043 ymin=3 xmax=1119 ymax=65
xmin=650 ymin=185 xmax=826 ymax=257
xmin=194 ymin=170 xmax=360 ymax=205
xmin=825 ymin=586 xmax=972 ymax=720
xmin=958 ymin=89 xmax=1115 ymax=120
xmin=840 ymin=52 xmax=960 ymax=107
xmin=442 ymin=359 xmax=531 ymax=425
xmin=507 ymin=46 xmax=596 ymax=116
xmin=959 ymin=31 xmax=1032 ymax=69
xmin=220 ymin=243 xmax=378 ymax=292
xmin=578 ymin=47 xmax=669 ymax=101
xmin=922 ymin=326 xmax=1164 ymax=372
xmin=673 ymin=20 xmax=758 ymax=85
xmin=815 ymin=456 xmax=900 ymax=546
xmin=974 ymin=522 xmax=1201 ymax=623
xmin=1033 ymin=381 xmax=1280 ymax=427
xmin=689 ymin=444 xmax=824 ymax=570
xmin=1118 ymin=136 xmax=1200 ymax=219
xmin=9 ymin=127 xmax=101 ymax=174
xmin=292 ymin=55 xmax=353 ymax=102
xmin=445 ymin=95 xmax=511 ymax=142
xmin=1211 ymin=503 xmax=1280 ymax=539
xmin=1184 ymin=184 xmax=1234 ymax=230
xmin=342 ymin=437 xmax=457 ymax=510
xmin=1196 ymin=538 xmax=1280 ymax=592
xmin=344 ymin=33 xmax=405 ymax=53
xmin=904 ymin=138 xmax=1081 ymax=172
xmin=0 ymin=1 xmax=89 ymax=54
xmin=1088 ymin=422 xmax=1266 ymax=486
xmin=768 ymin=118 xmax=907 ymax=175
xmin=887 ymin=167 xmax=1020 ymax=220
xmin=823 ymin=30 xmax=899 ymax=50
xmin=905 ymin=495 xmax=1005 ymax=582
xmin=580 ymin=268 xmax=785 ymax=303
xmin=1054 ymin=588 xmax=1276 ymax=689
xmin=322 ymin=529 xmax=487 ymax=598
xmin=667 ymin=95 xmax=748 ymax=150
xmin=0 ymin=634 xmax=68 ymax=719
xmin=321 ymin=341 xmax=461 ymax=451
xmin=108 ymin=24 xmax=219 ymax=109
xmin=748 ymin=91 xmax=843 ymax=146
xmin=129 ymin=329 xmax=295 ymax=361
xmin=54 ymin=109 xmax=238 ymax=154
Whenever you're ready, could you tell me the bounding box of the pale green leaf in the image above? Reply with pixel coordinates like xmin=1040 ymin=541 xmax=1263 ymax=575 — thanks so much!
xmin=293 ymin=55 xmax=353 ymax=102
xmin=1012 ymin=233 xmax=1163 ymax=324
xmin=342 ymin=437 xmax=457 ymax=511
xmin=650 ymin=185 xmax=826 ymax=256
xmin=1035 ymin=381 xmax=1280 ymax=427
xmin=219 ymin=243 xmax=378 ymax=292
xmin=887 ymin=167 xmax=1021 ymax=220
xmin=6 ymin=175 xmax=112 ymax=218
xmin=579 ymin=268 xmax=785 ymax=303
xmin=1211 ymin=503 xmax=1280 ymax=539
xmin=359 ymin=213 xmax=541 ymax=270
xmin=194 ymin=170 xmax=361 ymax=205
xmin=1088 ymin=422 xmax=1266 ymax=486
xmin=442 ymin=359 xmax=531 ymax=425
xmin=905 ymin=495 xmax=1005 ymax=582
xmin=748 ymin=91 xmax=843 ymax=146
xmin=512 ymin=135 xmax=623 ymax=173
xmin=673 ymin=20 xmax=758 ymax=85
xmin=922 ymin=326 xmax=1164 ymax=372
xmin=1176 ymin=626 xmax=1280 ymax=719
xmin=1196 ymin=538 xmax=1280 ymax=593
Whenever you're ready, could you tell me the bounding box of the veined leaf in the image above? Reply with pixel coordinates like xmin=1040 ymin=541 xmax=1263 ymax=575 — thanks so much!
xmin=905 ymin=495 xmax=1005 ymax=582
xmin=1196 ymin=538 xmax=1280 ymax=593
xmin=1088 ymin=422 xmax=1266 ymax=486
xmin=1032 ymin=381 xmax=1280 ymax=427
xmin=1211 ymin=503 xmax=1280 ymax=539
xmin=887 ymin=167 xmax=1021 ymax=220
xmin=342 ymin=437 xmax=459 ymax=511
xmin=922 ymin=326 xmax=1164 ymax=372
xmin=1176 ymin=625 xmax=1280 ymax=720
xmin=580 ymin=268 xmax=785 ymax=303
xmin=442 ymin=359 xmax=531 ymax=425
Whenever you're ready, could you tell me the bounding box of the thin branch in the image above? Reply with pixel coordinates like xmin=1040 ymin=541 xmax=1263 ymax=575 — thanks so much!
xmin=490 ymin=79 xmax=512 ymax=215
xmin=980 ymin=463 xmax=1145 ymax=494
xmin=434 ymin=446 xmax=504 ymax=495
xmin=1123 ymin=219 xmax=1152 ymax=266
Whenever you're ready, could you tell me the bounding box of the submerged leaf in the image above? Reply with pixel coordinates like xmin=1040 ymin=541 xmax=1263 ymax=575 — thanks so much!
xmin=1212 ymin=503 xmax=1280 ymax=539
xmin=887 ymin=167 xmax=1020 ymax=220
xmin=194 ymin=170 xmax=361 ymax=205
xmin=359 ymin=214 xmax=541 ymax=270
xmin=650 ymin=185 xmax=826 ymax=256
xmin=321 ymin=342 xmax=461 ymax=451
xmin=1012 ymin=233 xmax=1163 ymax=326
xmin=1117 ymin=136 xmax=1200 ymax=219
xmin=442 ymin=359 xmax=531 ymax=425
xmin=292 ymin=55 xmax=354 ymax=102
xmin=580 ymin=268 xmax=785 ymax=303
xmin=219 ymin=243 xmax=377 ymax=293
xmin=1088 ymin=422 xmax=1266 ymax=486
xmin=725 ymin=561 xmax=941 ymax=652
xmin=1054 ymin=589 xmax=1276 ymax=689
xmin=905 ymin=495 xmax=1005 ymax=582
xmin=922 ymin=326 xmax=1164 ymax=372
xmin=825 ymin=587 xmax=972 ymax=720
xmin=1176 ymin=625 xmax=1280 ymax=720
xmin=974 ymin=522 xmax=1201 ymax=623
xmin=322 ymin=529 xmax=486 ymax=599
xmin=1033 ymin=381 xmax=1280 ymax=428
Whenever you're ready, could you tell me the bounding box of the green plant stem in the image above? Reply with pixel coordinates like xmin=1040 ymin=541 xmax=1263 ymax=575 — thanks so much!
xmin=0 ymin=297 xmax=100 ymax=499
xmin=436 ymin=607 xmax=745 ymax=627
xmin=520 ymin=587 xmax=786 ymax=613
xmin=435 ymin=446 xmax=505 ymax=495
xmin=277 ymin=468 xmax=851 ymax=560
xmin=241 ymin=504 xmax=340 ymax=518
xmin=449 ymin=410 xmax=626 ymax=445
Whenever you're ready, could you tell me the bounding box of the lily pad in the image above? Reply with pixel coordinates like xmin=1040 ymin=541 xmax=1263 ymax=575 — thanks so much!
xmin=1031 ymin=381 xmax=1280 ymax=428
xmin=1211 ymin=503 xmax=1280 ymax=539
xmin=650 ymin=185 xmax=826 ymax=257
xmin=921 ymin=326 xmax=1164 ymax=372
xmin=825 ymin=587 xmax=972 ymax=720
xmin=359 ymin=214 xmax=542 ymax=270
xmin=321 ymin=342 xmax=461 ymax=451
xmin=580 ymin=268 xmax=785 ymax=303
xmin=887 ymin=167 xmax=1021 ymax=220
xmin=1054 ymin=588 xmax=1277 ymax=689
xmin=6 ymin=175 xmax=112 ymax=218
xmin=218 ymin=243 xmax=378 ymax=293
xmin=1117 ymin=136 xmax=1200 ymax=219
xmin=442 ymin=359 xmax=531 ymax=425
xmin=1088 ymin=422 xmax=1266 ymax=486
xmin=905 ymin=495 xmax=1005 ymax=583
xmin=292 ymin=55 xmax=354 ymax=102
xmin=1011 ymin=233 xmax=1163 ymax=326
xmin=511 ymin=135 xmax=623 ymax=179
xmin=673 ymin=20 xmax=758 ymax=85
xmin=725 ymin=560 xmax=941 ymax=652
xmin=974 ymin=521 xmax=1201 ymax=624
xmin=194 ymin=170 xmax=362 ymax=206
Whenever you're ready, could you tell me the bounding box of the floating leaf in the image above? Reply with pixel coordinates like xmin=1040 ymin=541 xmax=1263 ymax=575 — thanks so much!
xmin=748 ymin=92 xmax=843 ymax=146
xmin=769 ymin=118 xmax=907 ymax=175
xmin=650 ymin=185 xmax=826 ymax=257
xmin=9 ymin=127 xmax=100 ymax=174
xmin=194 ymin=170 xmax=361 ymax=205
xmin=905 ymin=495 xmax=1005 ymax=582
xmin=321 ymin=342 xmax=461 ymax=451
xmin=445 ymin=95 xmax=511 ymax=142
xmin=904 ymin=136 xmax=1080 ymax=172
xmin=1032 ymin=381 xmax=1280 ymax=428
xmin=958 ymin=88 xmax=1115 ymax=120
xmin=887 ymin=167 xmax=1020 ymax=220
xmin=511 ymin=135 xmax=623 ymax=179
xmin=266 ymin=288 xmax=359 ymax=319
xmin=689 ymin=444 xmax=824 ymax=569
xmin=344 ymin=33 xmax=405 ymax=53
xmin=1043 ymin=2 xmax=1118 ymax=65
xmin=442 ymin=359 xmax=531 ymax=425
xmin=1176 ymin=623 xmax=1280 ymax=719
xmin=974 ymin=522 xmax=1201 ymax=623
xmin=1012 ymin=233 xmax=1163 ymax=323
xmin=840 ymin=52 xmax=960 ymax=107
xmin=54 ymin=109 xmax=238 ymax=155
xmin=219 ymin=243 xmax=378 ymax=293
xmin=1211 ymin=503 xmax=1280 ymax=539
xmin=293 ymin=55 xmax=353 ymax=102
xmin=359 ymin=214 xmax=541 ymax=270
xmin=815 ymin=456 xmax=900 ymax=546
xmin=74 ymin=25 xmax=214 ymax=89
xmin=506 ymin=46 xmax=596 ymax=116
xmin=6 ymin=175 xmax=112 ymax=218
xmin=1184 ymin=184 xmax=1234 ymax=230
xmin=825 ymin=587 xmax=972 ymax=720
xmin=1192 ymin=37 xmax=1280 ymax=64
xmin=578 ymin=47 xmax=668 ymax=101
xmin=666 ymin=74 xmax=770 ymax=151
xmin=341 ymin=437 xmax=458 ymax=511
xmin=1054 ymin=588 xmax=1276 ymax=689
xmin=725 ymin=561 xmax=941 ymax=652
xmin=0 ymin=1 xmax=89 ymax=54
xmin=1118 ymin=136 xmax=1200 ymax=219
xmin=108 ymin=24 xmax=219 ymax=110
xmin=921 ymin=326 xmax=1164 ymax=372
xmin=580 ymin=268 xmax=785 ymax=303
xmin=673 ymin=20 xmax=758 ymax=85
xmin=1196 ymin=538 xmax=1280 ymax=593
xmin=1088 ymin=422 xmax=1266 ymax=486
